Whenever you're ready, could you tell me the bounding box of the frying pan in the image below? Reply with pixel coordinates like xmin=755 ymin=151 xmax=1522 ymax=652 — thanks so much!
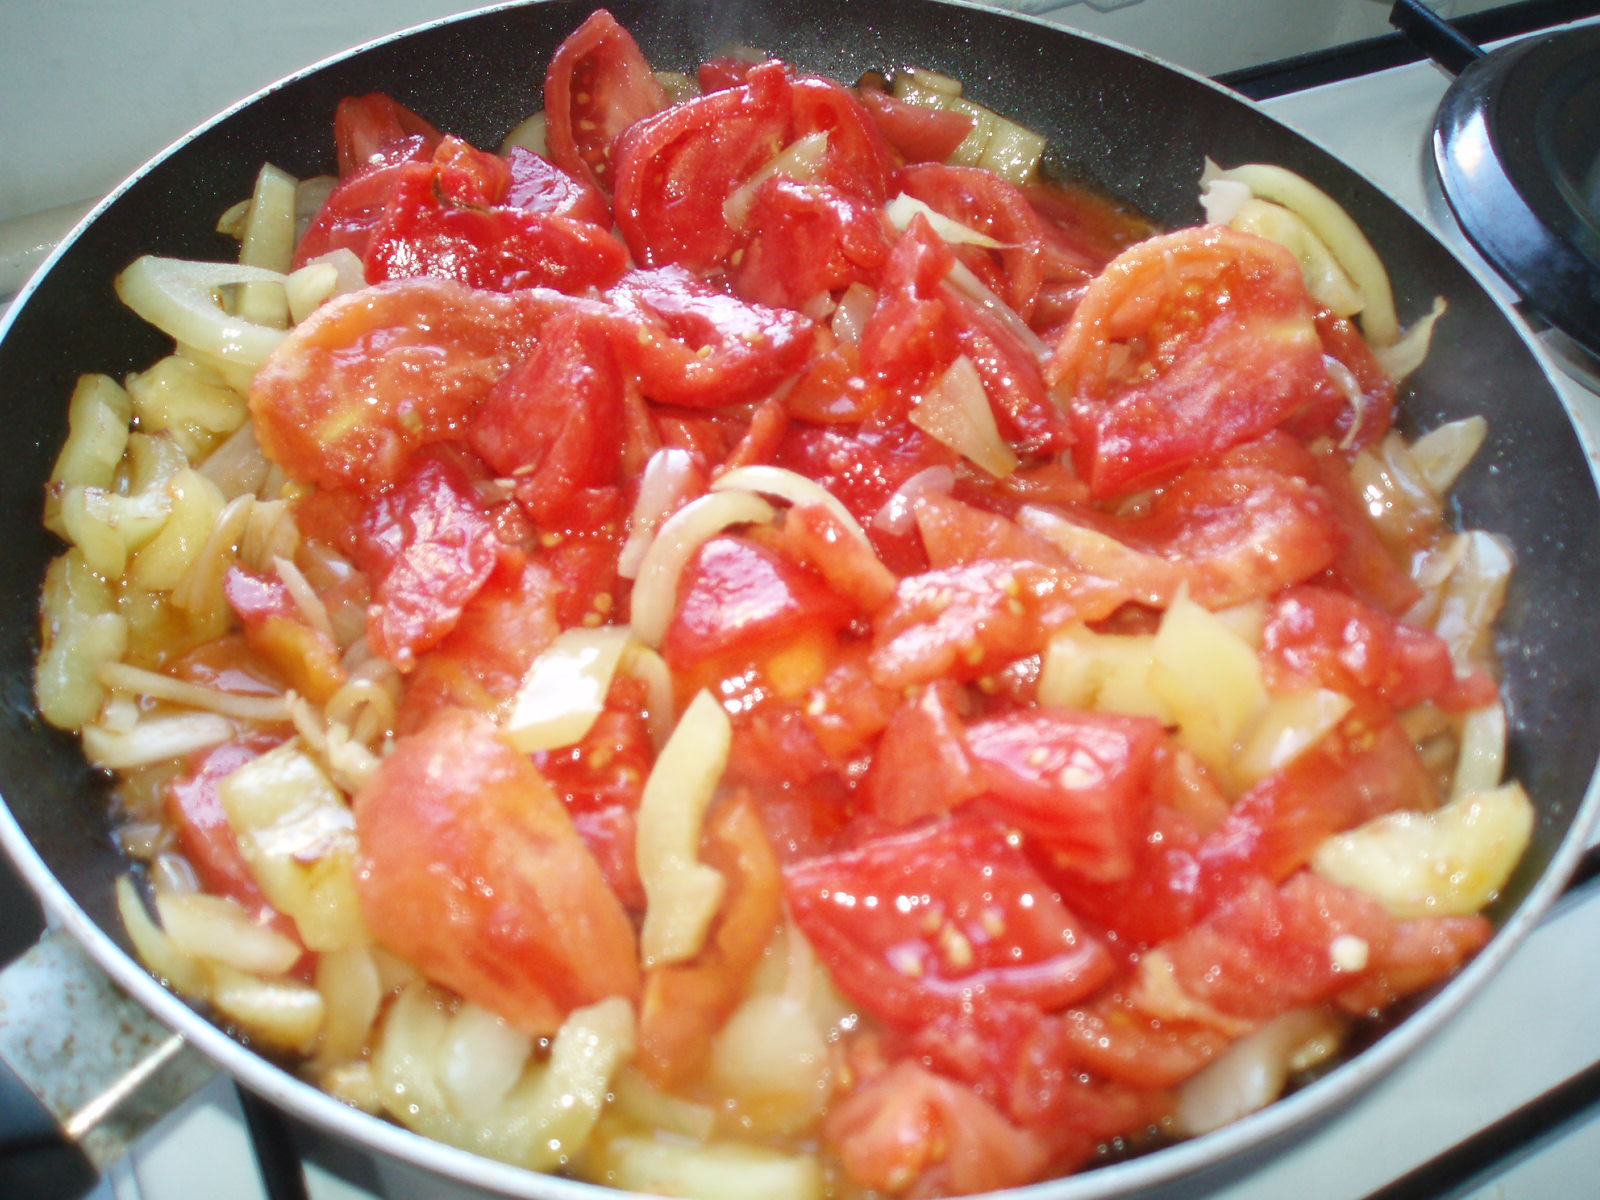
xmin=2 ymin=1 xmax=1597 ymax=1196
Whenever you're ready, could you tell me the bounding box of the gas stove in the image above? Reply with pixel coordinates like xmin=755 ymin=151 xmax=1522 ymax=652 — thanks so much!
xmin=4 ymin=3 xmax=1600 ymax=1199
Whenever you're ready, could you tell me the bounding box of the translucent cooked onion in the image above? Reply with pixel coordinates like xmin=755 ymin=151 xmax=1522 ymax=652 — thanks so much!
xmin=943 ymin=261 xmax=1048 ymax=359
xmin=1173 ymin=1009 xmax=1344 ymax=1137
xmin=629 ymin=490 xmax=777 ymax=646
xmin=207 ymin=964 xmax=325 ymax=1054
xmin=1410 ymin=415 xmax=1488 ymax=497
xmin=439 ymin=1002 xmax=537 ymax=1123
xmin=829 ymin=282 xmax=877 ymax=346
xmin=1374 ymin=295 xmax=1447 ymax=382
xmin=618 ymin=448 xmax=699 ymax=580
xmin=235 ymin=163 xmax=299 ymax=329
xmin=286 ymin=251 xmax=365 ymax=324
xmin=116 ymin=875 xmax=209 ymax=996
xmin=115 ymin=256 xmax=291 ymax=370
xmin=712 ymin=465 xmax=874 ymax=550
xmin=636 ymin=689 xmax=732 ymax=967
xmin=1201 ymin=160 xmax=1398 ymax=346
xmin=503 ymin=626 xmax=633 ymax=752
xmin=82 ymin=709 xmax=235 ymax=770
xmin=871 ymin=464 xmax=956 ymax=535
xmin=909 ymin=354 xmax=1018 ymax=477
xmin=725 ymin=132 xmax=829 ymax=228
xmin=587 ymin=1134 xmax=825 ymax=1200
xmin=885 ymin=193 xmax=1006 ymax=248
xmin=154 ymin=890 xmax=302 ymax=975
xmin=98 ymin=660 xmax=290 ymax=723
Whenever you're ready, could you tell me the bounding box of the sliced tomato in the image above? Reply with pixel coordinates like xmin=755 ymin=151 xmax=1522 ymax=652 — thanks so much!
xmin=912 ymin=489 xmax=1070 ymax=569
xmin=860 ymin=213 xmax=961 ymax=405
xmin=222 ymin=566 xmax=346 ymax=704
xmin=1059 ymin=993 xmax=1228 ymax=1089
xmin=467 ymin=309 xmax=625 ymax=528
xmin=504 ymin=146 xmax=611 ymax=226
xmin=292 ymin=138 xmax=431 ymax=268
xmin=697 ymin=55 xmax=759 ymax=92
xmin=855 ymin=87 xmax=976 ymax=164
xmin=782 ymin=343 xmax=884 ymax=424
xmin=1335 ymin=909 xmax=1492 ymax=1015
xmin=824 ymin=1058 xmax=1053 ymax=1198
xmin=248 ymin=277 xmax=584 ymax=491
xmin=395 ymin=555 xmax=562 ymax=733
xmin=605 ymin=267 xmax=816 ymax=408
xmin=353 ymin=451 xmax=501 ymax=669
xmin=784 ymin=816 xmax=1115 ymax=1031
xmin=790 ymin=75 xmax=893 ymax=204
xmin=774 ymin=500 xmax=900 ymax=613
xmin=542 ymin=8 xmax=669 ymax=192
xmin=869 ymin=558 xmax=1128 ymax=691
xmin=945 ymin=283 xmax=1073 ymax=455
xmin=636 ymin=791 xmax=783 ymax=1085
xmin=897 ymin=162 xmax=1048 ymax=318
xmin=965 ymin=709 xmax=1165 ymax=883
xmin=332 ymin=93 xmax=442 ymax=177
xmin=861 ymin=682 xmax=983 ymax=825
xmin=660 ymin=533 xmax=857 ymax=678
xmin=1311 ymin=445 xmax=1424 ymax=614
xmin=364 ymin=159 xmax=628 ymax=294
xmin=1262 ymin=585 xmax=1498 ymax=713
xmin=728 ymin=177 xmax=892 ymax=311
xmin=612 ymin=59 xmax=793 ymax=269
xmin=1049 ymin=225 xmax=1330 ymax=499
xmin=1285 ymin=307 xmax=1398 ymax=451
xmin=354 ymin=708 xmax=640 ymax=1033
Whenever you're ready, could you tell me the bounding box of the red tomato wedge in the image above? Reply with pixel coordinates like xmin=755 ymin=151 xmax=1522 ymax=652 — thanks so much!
xmin=332 ymin=93 xmax=441 ymax=177
xmin=543 ymin=8 xmax=669 ymax=192
xmin=222 ymin=566 xmax=347 ymax=703
xmin=1049 ymin=226 xmax=1330 ymax=499
xmin=856 ymin=87 xmax=977 ymax=164
xmin=354 ymin=708 xmax=640 ymax=1034
xmin=729 ymin=178 xmax=892 ymax=311
xmin=248 ymin=277 xmax=587 ymax=491
xmin=898 ymin=162 xmax=1048 ymax=317
xmin=504 ymin=146 xmax=611 ymax=226
xmin=784 ymin=816 xmax=1115 ymax=1031
xmin=353 ymin=452 xmax=501 ymax=669
xmin=292 ymin=137 xmax=432 ymax=269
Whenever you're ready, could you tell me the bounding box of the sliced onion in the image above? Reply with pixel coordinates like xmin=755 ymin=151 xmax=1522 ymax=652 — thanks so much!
xmin=286 ymin=250 xmax=365 ymax=324
xmin=1452 ymin=701 xmax=1508 ymax=801
xmin=439 ymin=1002 xmax=536 ymax=1123
xmin=1173 ymin=1010 xmax=1344 ymax=1137
xmin=235 ymin=163 xmax=299 ymax=328
xmin=1199 ymin=171 xmax=1253 ymax=225
xmin=629 ymin=490 xmax=777 ymax=646
xmin=1374 ymin=295 xmax=1447 ymax=381
xmin=503 ymin=626 xmax=633 ymax=752
xmin=117 ymin=875 xmax=210 ymax=997
xmin=886 ymin=192 xmax=1006 ymax=248
xmin=1410 ymin=415 xmax=1488 ymax=497
xmin=1201 ymin=161 xmax=1398 ymax=346
xmin=98 ymin=660 xmax=290 ymax=724
xmin=637 ymin=689 xmax=732 ymax=967
xmin=82 ymin=709 xmax=235 ymax=770
xmin=154 ymin=890 xmax=302 ymax=975
xmin=713 ymin=465 xmax=874 ymax=549
xmin=943 ymin=261 xmax=1048 ymax=358
xmin=618 ymin=448 xmax=699 ymax=580
xmin=830 ymin=282 xmax=877 ymax=346
xmin=871 ymin=464 xmax=956 ymax=536
xmin=115 ymin=256 xmax=291 ymax=370
xmin=909 ymin=354 xmax=1018 ymax=477
xmin=208 ymin=964 xmax=325 ymax=1054
xmin=1229 ymin=197 xmax=1364 ymax=318
xmin=724 ymin=132 xmax=829 ymax=228
xmin=500 ymin=111 xmax=547 ymax=157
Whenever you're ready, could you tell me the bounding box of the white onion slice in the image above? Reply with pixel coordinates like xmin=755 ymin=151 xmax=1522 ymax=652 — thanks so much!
xmin=1200 ymin=160 xmax=1398 ymax=346
xmin=725 ymin=132 xmax=829 ymax=228
xmin=1410 ymin=415 xmax=1487 ymax=497
xmin=830 ymin=282 xmax=877 ymax=346
xmin=154 ymin=891 xmax=302 ymax=975
xmin=1199 ymin=176 xmax=1253 ymax=226
xmin=503 ymin=627 xmax=633 ymax=752
xmin=943 ymin=261 xmax=1048 ymax=358
xmin=871 ymin=464 xmax=956 ymax=535
xmin=909 ymin=355 xmax=1018 ymax=477
xmin=885 ymin=192 xmax=1007 ymax=248
xmin=629 ymin=490 xmax=777 ymax=647
xmin=115 ymin=256 xmax=291 ymax=370
xmin=1173 ymin=1010 xmax=1343 ymax=1137
xmin=637 ymin=689 xmax=732 ymax=967
xmin=618 ymin=448 xmax=698 ymax=580
xmin=712 ymin=465 xmax=874 ymax=550
xmin=1373 ymin=295 xmax=1447 ymax=381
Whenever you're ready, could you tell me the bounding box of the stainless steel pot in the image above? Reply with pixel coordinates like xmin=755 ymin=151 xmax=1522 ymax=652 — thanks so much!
xmin=2 ymin=1 xmax=1598 ymax=1196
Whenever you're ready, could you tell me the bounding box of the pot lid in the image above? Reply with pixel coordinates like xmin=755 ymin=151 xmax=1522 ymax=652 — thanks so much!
xmin=1433 ymin=21 xmax=1600 ymax=357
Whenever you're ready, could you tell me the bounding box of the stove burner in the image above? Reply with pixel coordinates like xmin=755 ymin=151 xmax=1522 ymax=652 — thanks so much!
xmin=1431 ymin=20 xmax=1600 ymax=363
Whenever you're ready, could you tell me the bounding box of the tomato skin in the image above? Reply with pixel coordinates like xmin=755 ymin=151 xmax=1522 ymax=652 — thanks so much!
xmin=353 ymin=452 xmax=501 ymax=669
xmin=467 ymin=310 xmax=625 ymax=528
xmin=856 ymin=87 xmax=976 ymax=164
xmin=293 ymin=138 xmax=431 ymax=268
xmin=784 ymin=816 xmax=1115 ymax=1031
xmin=249 ymin=277 xmax=584 ymax=492
xmin=612 ymin=59 xmax=794 ymax=270
xmin=504 ymin=147 xmax=611 ymax=227
xmin=542 ymin=7 xmax=669 ymax=192
xmin=861 ymin=214 xmax=961 ymax=404
xmin=354 ymin=708 xmax=640 ymax=1034
xmin=965 ymin=709 xmax=1165 ymax=883
xmin=333 ymin=93 xmax=442 ymax=177
xmin=606 ymin=267 xmax=816 ymax=408
xmin=1050 ymin=226 xmax=1330 ymax=499
xmin=364 ymin=161 xmax=628 ymax=294
xmin=790 ymin=75 xmax=894 ymax=204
